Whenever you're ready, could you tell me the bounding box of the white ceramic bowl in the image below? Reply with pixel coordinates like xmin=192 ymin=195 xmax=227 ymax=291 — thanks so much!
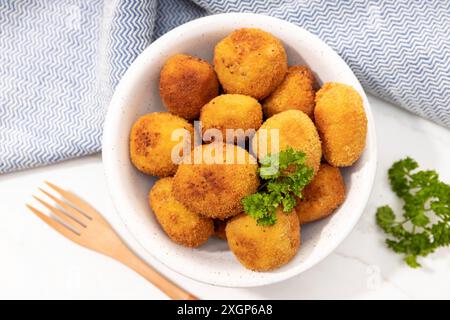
xmin=103 ymin=13 xmax=377 ymax=287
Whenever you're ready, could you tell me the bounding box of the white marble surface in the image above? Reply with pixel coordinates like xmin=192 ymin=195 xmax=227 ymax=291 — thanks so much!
xmin=1 ymin=94 xmax=449 ymax=299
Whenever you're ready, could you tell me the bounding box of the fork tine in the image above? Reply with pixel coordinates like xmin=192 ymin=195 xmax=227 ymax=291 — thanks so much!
xmin=33 ymin=195 xmax=83 ymax=231
xmin=45 ymin=181 xmax=100 ymax=219
xmin=38 ymin=188 xmax=90 ymax=225
xmin=26 ymin=204 xmax=81 ymax=242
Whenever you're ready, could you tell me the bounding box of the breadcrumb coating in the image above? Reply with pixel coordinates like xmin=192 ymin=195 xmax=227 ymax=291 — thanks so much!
xmin=173 ymin=144 xmax=259 ymax=219
xmin=295 ymin=163 xmax=346 ymax=224
xmin=200 ymin=94 xmax=263 ymax=141
xmin=160 ymin=54 xmax=219 ymax=120
xmin=263 ymin=65 xmax=316 ymax=118
xmin=129 ymin=112 xmax=194 ymax=177
xmin=252 ymin=110 xmax=322 ymax=174
xmin=149 ymin=178 xmax=213 ymax=247
xmin=314 ymin=83 xmax=367 ymax=166
xmin=226 ymin=208 xmax=300 ymax=271
xmin=214 ymin=28 xmax=287 ymax=99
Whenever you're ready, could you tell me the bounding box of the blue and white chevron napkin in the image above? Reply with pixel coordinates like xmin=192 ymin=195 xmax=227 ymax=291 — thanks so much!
xmin=1 ymin=0 xmax=449 ymax=173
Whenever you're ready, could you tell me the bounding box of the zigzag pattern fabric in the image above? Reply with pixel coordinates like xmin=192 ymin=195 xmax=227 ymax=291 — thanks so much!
xmin=1 ymin=0 xmax=449 ymax=173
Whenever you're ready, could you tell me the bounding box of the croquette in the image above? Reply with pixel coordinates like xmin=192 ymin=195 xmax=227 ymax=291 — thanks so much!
xmin=160 ymin=54 xmax=219 ymax=120
xmin=129 ymin=112 xmax=194 ymax=177
xmin=226 ymin=208 xmax=300 ymax=272
xmin=263 ymin=65 xmax=316 ymax=118
xmin=251 ymin=109 xmax=322 ymax=174
xmin=214 ymin=28 xmax=288 ymax=99
xmin=295 ymin=163 xmax=345 ymax=224
xmin=172 ymin=144 xmax=259 ymax=219
xmin=149 ymin=177 xmax=214 ymax=247
xmin=314 ymin=83 xmax=367 ymax=166
xmin=200 ymin=94 xmax=263 ymax=142
xmin=213 ymin=219 xmax=227 ymax=240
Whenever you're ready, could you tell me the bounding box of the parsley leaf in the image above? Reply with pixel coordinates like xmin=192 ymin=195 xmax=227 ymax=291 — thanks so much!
xmin=242 ymin=148 xmax=314 ymax=226
xmin=376 ymin=157 xmax=450 ymax=268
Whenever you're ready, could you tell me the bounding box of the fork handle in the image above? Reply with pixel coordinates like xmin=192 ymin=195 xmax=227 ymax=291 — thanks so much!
xmin=113 ymin=244 xmax=198 ymax=300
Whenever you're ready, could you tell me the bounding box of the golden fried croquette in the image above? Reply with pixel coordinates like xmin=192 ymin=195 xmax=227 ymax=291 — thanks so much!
xmin=263 ymin=66 xmax=316 ymax=118
xmin=314 ymin=83 xmax=367 ymax=166
xmin=173 ymin=144 xmax=259 ymax=219
xmin=251 ymin=110 xmax=322 ymax=174
xmin=226 ymin=208 xmax=300 ymax=271
xmin=149 ymin=177 xmax=214 ymax=247
xmin=213 ymin=219 xmax=227 ymax=240
xmin=214 ymin=28 xmax=288 ymax=100
xmin=129 ymin=112 xmax=194 ymax=177
xmin=200 ymin=94 xmax=263 ymax=140
xmin=295 ymin=163 xmax=345 ymax=224
xmin=160 ymin=54 xmax=219 ymax=120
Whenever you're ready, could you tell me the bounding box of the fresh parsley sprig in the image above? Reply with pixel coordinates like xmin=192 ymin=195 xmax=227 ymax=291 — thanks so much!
xmin=242 ymin=148 xmax=314 ymax=226
xmin=376 ymin=157 xmax=450 ymax=268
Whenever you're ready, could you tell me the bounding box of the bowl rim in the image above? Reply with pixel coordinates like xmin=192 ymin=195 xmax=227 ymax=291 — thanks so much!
xmin=102 ymin=12 xmax=378 ymax=287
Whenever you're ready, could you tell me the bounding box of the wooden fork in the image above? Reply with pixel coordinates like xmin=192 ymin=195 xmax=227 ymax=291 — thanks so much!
xmin=27 ymin=181 xmax=198 ymax=300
